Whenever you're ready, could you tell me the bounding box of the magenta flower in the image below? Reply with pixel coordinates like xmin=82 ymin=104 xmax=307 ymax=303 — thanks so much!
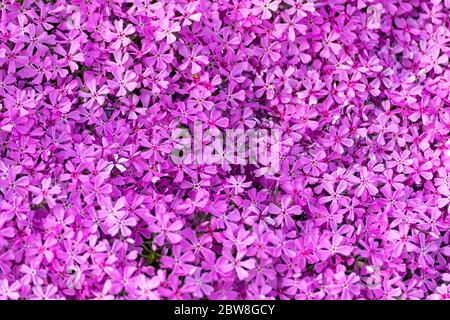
xmin=151 ymin=205 xmax=183 ymax=246
xmin=224 ymin=176 xmax=251 ymax=195
xmin=268 ymin=195 xmax=301 ymax=227
xmin=107 ymin=20 xmax=136 ymax=50
xmin=179 ymin=44 xmax=209 ymax=74
xmin=218 ymin=248 xmax=256 ymax=280
xmin=28 ymin=177 xmax=61 ymax=208
xmin=154 ymin=18 xmax=181 ymax=45
xmin=252 ymin=0 xmax=280 ymax=20
xmin=328 ymin=272 xmax=361 ymax=300
xmin=0 ymin=43 xmax=29 ymax=73
xmin=83 ymin=176 xmax=112 ymax=205
xmin=322 ymin=126 xmax=354 ymax=155
xmin=0 ymin=279 xmax=20 ymax=300
xmin=109 ymin=69 xmax=138 ymax=97
xmin=80 ymin=78 xmax=110 ymax=107
xmin=318 ymin=234 xmax=353 ymax=260
xmin=348 ymin=167 xmax=379 ymax=199
xmin=105 ymin=200 xmax=137 ymax=237
xmin=55 ymin=42 xmax=84 ymax=72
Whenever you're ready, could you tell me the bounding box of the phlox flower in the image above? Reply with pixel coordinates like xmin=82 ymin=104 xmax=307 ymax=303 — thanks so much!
xmin=28 ymin=177 xmax=61 ymax=208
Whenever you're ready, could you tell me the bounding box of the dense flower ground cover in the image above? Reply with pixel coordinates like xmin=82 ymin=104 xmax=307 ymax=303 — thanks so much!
xmin=0 ymin=0 xmax=450 ymax=300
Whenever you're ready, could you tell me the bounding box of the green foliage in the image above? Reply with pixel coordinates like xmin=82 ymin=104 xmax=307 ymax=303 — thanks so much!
xmin=141 ymin=241 xmax=162 ymax=267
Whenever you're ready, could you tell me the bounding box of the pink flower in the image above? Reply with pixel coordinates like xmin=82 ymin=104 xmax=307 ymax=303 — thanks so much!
xmin=106 ymin=20 xmax=136 ymax=50
xmin=105 ymin=197 xmax=137 ymax=237
xmin=0 ymin=279 xmax=20 ymax=300
xmin=154 ymin=18 xmax=181 ymax=45
xmin=218 ymin=248 xmax=256 ymax=280
xmin=28 ymin=177 xmax=61 ymax=208
xmin=252 ymin=0 xmax=280 ymax=20
xmin=109 ymin=70 xmax=138 ymax=97
xmin=318 ymin=234 xmax=353 ymax=260
xmin=179 ymin=44 xmax=209 ymax=74
xmin=151 ymin=205 xmax=184 ymax=246
xmin=80 ymin=78 xmax=109 ymax=107
xmin=328 ymin=272 xmax=360 ymax=300
xmin=348 ymin=167 xmax=379 ymax=199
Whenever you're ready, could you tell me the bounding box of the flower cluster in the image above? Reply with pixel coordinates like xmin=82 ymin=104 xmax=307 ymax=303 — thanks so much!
xmin=0 ymin=0 xmax=450 ymax=300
